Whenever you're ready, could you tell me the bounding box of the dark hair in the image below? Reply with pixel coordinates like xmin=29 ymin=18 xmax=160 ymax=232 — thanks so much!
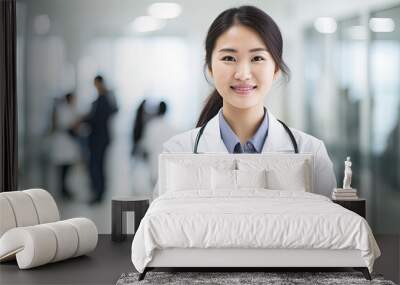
xmin=65 ymin=92 xmax=75 ymax=103
xmin=196 ymin=5 xmax=290 ymax=127
xmin=133 ymin=99 xmax=147 ymax=145
xmin=158 ymin=101 xmax=167 ymax=116
xmin=94 ymin=75 xmax=104 ymax=82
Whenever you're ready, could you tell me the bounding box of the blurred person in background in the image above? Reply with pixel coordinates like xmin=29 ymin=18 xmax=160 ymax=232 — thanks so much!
xmin=131 ymin=99 xmax=148 ymax=158
xmin=130 ymin=99 xmax=155 ymax=195
xmin=380 ymin=119 xmax=400 ymax=191
xmin=50 ymin=93 xmax=81 ymax=200
xmin=131 ymin=98 xmax=161 ymax=159
xmin=141 ymin=101 xmax=177 ymax=185
xmin=82 ymin=75 xmax=118 ymax=204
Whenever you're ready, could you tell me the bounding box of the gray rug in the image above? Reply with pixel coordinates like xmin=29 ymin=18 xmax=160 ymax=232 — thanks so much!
xmin=116 ymin=271 xmax=396 ymax=285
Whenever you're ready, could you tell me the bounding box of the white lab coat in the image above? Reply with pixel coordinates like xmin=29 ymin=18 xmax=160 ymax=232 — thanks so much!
xmin=50 ymin=102 xmax=81 ymax=165
xmin=156 ymin=110 xmax=337 ymax=198
xmin=141 ymin=116 xmax=178 ymax=183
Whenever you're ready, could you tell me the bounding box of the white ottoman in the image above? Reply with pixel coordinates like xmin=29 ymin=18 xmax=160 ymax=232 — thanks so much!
xmin=0 ymin=189 xmax=98 ymax=269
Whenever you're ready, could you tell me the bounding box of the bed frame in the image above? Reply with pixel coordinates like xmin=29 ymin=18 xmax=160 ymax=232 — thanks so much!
xmin=138 ymin=248 xmax=371 ymax=280
xmin=138 ymin=154 xmax=372 ymax=281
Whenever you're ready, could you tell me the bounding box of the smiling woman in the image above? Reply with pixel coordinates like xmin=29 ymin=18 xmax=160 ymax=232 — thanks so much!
xmin=198 ymin=6 xmax=290 ymax=134
xmin=156 ymin=5 xmax=337 ymax=198
xmin=211 ymin=25 xmax=278 ymax=113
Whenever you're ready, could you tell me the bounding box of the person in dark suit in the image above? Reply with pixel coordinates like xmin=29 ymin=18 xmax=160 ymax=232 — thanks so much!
xmin=131 ymin=99 xmax=147 ymax=158
xmin=84 ymin=75 xmax=118 ymax=204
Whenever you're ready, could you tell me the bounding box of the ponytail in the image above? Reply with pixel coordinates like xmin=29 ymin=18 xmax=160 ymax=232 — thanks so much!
xmin=196 ymin=89 xmax=223 ymax=128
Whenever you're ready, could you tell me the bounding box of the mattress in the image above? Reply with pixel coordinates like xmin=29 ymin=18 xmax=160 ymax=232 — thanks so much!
xmin=131 ymin=190 xmax=380 ymax=273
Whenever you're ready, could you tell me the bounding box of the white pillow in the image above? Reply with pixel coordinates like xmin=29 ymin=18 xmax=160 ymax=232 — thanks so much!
xmin=211 ymin=168 xmax=268 ymax=190
xmin=211 ymin=168 xmax=236 ymax=190
xmin=167 ymin=162 xmax=211 ymax=191
xmin=236 ymin=169 xmax=268 ymax=189
xmin=265 ymin=162 xmax=307 ymax=191
xmin=237 ymin=158 xmax=309 ymax=191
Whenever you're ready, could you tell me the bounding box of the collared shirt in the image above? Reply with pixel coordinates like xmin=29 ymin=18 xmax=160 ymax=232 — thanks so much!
xmin=218 ymin=108 xmax=269 ymax=153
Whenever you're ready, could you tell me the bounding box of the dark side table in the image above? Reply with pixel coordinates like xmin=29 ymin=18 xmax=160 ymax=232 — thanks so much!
xmin=332 ymin=198 xmax=366 ymax=218
xmin=111 ymin=195 xmax=151 ymax=242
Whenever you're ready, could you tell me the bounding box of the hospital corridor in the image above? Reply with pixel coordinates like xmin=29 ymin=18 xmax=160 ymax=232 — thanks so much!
xmin=1 ymin=0 xmax=400 ymax=284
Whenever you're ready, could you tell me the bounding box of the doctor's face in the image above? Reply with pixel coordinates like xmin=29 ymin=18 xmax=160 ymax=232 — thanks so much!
xmin=209 ymin=25 xmax=278 ymax=111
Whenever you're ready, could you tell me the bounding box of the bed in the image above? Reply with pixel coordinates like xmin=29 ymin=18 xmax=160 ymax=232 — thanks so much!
xmin=131 ymin=153 xmax=381 ymax=281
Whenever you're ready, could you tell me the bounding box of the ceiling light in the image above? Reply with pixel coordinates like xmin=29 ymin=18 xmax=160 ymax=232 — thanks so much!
xmin=148 ymin=2 xmax=182 ymax=19
xmin=314 ymin=17 xmax=337 ymax=34
xmin=130 ymin=16 xmax=165 ymax=33
xmin=369 ymin=18 xmax=395 ymax=33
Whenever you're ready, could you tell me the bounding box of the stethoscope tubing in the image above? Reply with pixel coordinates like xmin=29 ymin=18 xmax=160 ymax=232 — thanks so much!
xmin=193 ymin=119 xmax=298 ymax=154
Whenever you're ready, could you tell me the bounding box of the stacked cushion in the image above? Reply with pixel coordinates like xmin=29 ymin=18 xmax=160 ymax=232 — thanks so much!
xmin=0 ymin=218 xmax=97 ymax=269
xmin=0 ymin=189 xmax=59 ymax=236
xmin=0 ymin=189 xmax=97 ymax=269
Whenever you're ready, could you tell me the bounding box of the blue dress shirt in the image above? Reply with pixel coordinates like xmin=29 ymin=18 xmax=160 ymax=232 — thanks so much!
xmin=218 ymin=108 xmax=269 ymax=153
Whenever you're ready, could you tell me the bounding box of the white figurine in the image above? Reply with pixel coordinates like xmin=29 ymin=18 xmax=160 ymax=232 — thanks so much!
xmin=343 ymin=156 xmax=352 ymax=189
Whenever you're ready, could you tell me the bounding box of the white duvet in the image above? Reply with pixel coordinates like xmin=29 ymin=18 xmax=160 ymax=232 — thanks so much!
xmin=131 ymin=190 xmax=380 ymax=273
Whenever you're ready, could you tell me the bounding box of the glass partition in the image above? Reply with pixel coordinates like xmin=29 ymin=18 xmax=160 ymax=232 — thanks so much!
xmin=369 ymin=5 xmax=400 ymax=233
xmin=304 ymin=5 xmax=400 ymax=233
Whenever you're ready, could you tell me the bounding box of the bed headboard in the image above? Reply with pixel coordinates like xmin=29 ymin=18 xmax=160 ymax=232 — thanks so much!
xmin=158 ymin=153 xmax=314 ymax=196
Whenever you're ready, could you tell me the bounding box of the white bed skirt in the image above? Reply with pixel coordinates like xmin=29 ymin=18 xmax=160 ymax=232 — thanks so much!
xmin=148 ymin=248 xmax=366 ymax=268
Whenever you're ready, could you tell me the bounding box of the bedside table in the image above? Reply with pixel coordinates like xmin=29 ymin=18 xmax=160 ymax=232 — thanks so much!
xmin=111 ymin=195 xmax=151 ymax=242
xmin=332 ymin=198 xmax=366 ymax=218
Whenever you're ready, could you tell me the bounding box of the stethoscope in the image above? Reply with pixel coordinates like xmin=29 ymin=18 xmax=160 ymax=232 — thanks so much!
xmin=193 ymin=119 xmax=298 ymax=154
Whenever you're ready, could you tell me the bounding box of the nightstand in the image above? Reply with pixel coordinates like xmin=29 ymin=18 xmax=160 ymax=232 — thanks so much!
xmin=111 ymin=195 xmax=151 ymax=242
xmin=332 ymin=198 xmax=366 ymax=218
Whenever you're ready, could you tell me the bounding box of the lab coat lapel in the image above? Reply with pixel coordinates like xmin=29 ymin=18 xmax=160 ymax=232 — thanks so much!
xmin=262 ymin=111 xmax=295 ymax=153
xmin=199 ymin=114 xmax=229 ymax=153
xmin=197 ymin=111 xmax=294 ymax=153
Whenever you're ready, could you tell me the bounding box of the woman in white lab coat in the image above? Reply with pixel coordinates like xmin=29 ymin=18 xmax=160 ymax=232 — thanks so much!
xmin=50 ymin=93 xmax=81 ymax=199
xmin=160 ymin=6 xmax=336 ymax=197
